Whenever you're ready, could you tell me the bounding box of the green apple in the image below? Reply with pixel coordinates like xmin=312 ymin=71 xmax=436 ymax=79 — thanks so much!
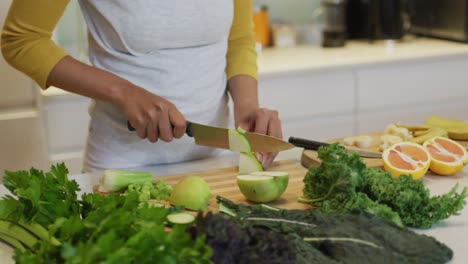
xmin=237 ymin=172 xmax=289 ymax=203
xmin=239 ymin=152 xmax=263 ymax=174
xmin=229 ymin=129 xmax=251 ymax=152
xmin=169 ymin=176 xmax=211 ymax=211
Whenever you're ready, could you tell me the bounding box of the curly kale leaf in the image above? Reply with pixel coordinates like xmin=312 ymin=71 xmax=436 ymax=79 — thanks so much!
xmin=302 ymin=144 xmax=366 ymax=204
xmin=301 ymin=144 xmax=468 ymax=228
xmin=301 ymin=144 xmax=401 ymax=224
xmin=361 ymin=168 xmax=468 ymax=228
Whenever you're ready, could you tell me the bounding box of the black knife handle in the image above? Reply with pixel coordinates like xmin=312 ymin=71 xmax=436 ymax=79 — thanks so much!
xmin=288 ymin=137 xmax=343 ymax=151
xmin=127 ymin=120 xmax=193 ymax=137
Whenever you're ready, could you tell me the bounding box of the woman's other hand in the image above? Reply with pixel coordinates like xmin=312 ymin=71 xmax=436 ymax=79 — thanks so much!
xmin=115 ymin=84 xmax=186 ymax=142
xmin=235 ymin=107 xmax=283 ymax=168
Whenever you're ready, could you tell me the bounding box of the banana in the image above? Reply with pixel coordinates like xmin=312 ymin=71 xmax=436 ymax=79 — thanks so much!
xmin=448 ymin=128 xmax=468 ymax=141
xmin=414 ymin=130 xmax=430 ymax=137
xmin=424 ymin=116 xmax=468 ymax=141
xmin=424 ymin=116 xmax=468 ymax=130
xmin=395 ymin=123 xmax=431 ymax=132
xmin=410 ymin=127 xmax=448 ymax=144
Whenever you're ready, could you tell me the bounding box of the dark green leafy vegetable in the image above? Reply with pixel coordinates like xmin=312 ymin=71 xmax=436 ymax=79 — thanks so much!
xmin=191 ymin=212 xmax=298 ymax=264
xmin=301 ymin=144 xmax=468 ymax=228
xmin=2 ymin=164 xmax=81 ymax=226
xmin=217 ymin=196 xmax=453 ymax=264
xmin=1 ymin=164 xmax=212 ymax=264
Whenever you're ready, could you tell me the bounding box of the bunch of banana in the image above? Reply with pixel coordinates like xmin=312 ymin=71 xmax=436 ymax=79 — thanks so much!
xmin=424 ymin=116 xmax=468 ymax=141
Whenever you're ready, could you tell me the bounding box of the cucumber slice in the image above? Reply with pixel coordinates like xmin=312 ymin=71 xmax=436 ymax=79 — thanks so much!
xmin=239 ymin=152 xmax=263 ymax=174
xmin=229 ymin=129 xmax=251 ymax=152
xmin=167 ymin=212 xmax=195 ymax=225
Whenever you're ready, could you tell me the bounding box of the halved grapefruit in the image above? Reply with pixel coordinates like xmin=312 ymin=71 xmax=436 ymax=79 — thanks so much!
xmin=423 ymin=137 xmax=468 ymax=176
xmin=382 ymin=142 xmax=431 ymax=179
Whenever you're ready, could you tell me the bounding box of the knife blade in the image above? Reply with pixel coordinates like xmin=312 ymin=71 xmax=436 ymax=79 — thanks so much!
xmin=288 ymin=137 xmax=382 ymax=159
xmin=127 ymin=121 xmax=295 ymax=152
xmin=189 ymin=122 xmax=295 ymax=152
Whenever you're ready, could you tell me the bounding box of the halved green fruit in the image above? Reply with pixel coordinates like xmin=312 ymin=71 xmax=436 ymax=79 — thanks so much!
xmin=169 ymin=176 xmax=211 ymax=211
xmin=237 ymin=172 xmax=289 ymax=203
xmin=239 ymin=152 xmax=263 ymax=174
xmin=229 ymin=129 xmax=251 ymax=152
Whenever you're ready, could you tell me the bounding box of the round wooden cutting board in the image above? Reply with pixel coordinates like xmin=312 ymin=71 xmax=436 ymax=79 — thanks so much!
xmin=301 ymin=133 xmax=468 ymax=169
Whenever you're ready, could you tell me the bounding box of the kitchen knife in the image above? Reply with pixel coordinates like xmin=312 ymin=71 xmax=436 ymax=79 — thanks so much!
xmin=288 ymin=137 xmax=382 ymax=159
xmin=127 ymin=121 xmax=295 ymax=152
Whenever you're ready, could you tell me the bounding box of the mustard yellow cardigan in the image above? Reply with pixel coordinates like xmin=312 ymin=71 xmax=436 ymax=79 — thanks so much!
xmin=1 ymin=0 xmax=258 ymax=89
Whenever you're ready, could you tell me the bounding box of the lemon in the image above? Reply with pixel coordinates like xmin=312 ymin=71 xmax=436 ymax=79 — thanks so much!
xmin=382 ymin=142 xmax=431 ymax=180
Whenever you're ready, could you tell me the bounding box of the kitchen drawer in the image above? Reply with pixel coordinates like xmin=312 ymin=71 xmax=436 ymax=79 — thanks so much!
xmin=258 ymin=70 xmax=355 ymax=120
xmin=357 ymin=56 xmax=468 ymax=111
xmin=0 ymin=76 xmax=35 ymax=108
xmin=282 ymin=114 xmax=355 ymax=141
xmin=357 ymin=97 xmax=468 ymax=134
xmin=42 ymin=95 xmax=90 ymax=153
xmin=0 ymin=109 xmax=45 ymax=175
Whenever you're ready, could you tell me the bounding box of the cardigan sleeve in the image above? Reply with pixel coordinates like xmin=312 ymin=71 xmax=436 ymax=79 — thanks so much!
xmin=1 ymin=0 xmax=70 ymax=89
xmin=225 ymin=0 xmax=258 ymax=81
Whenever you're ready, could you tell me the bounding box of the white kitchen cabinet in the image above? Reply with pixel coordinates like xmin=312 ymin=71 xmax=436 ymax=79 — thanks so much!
xmin=41 ymin=94 xmax=90 ymax=153
xmin=357 ymin=97 xmax=468 ymax=134
xmin=258 ymin=70 xmax=355 ymax=120
xmin=356 ymin=56 xmax=468 ymax=112
xmin=39 ymin=91 xmax=90 ymax=174
xmin=0 ymin=109 xmax=45 ymax=175
xmin=0 ymin=0 xmax=36 ymax=108
xmin=282 ymin=114 xmax=355 ymax=141
xmin=0 ymin=0 xmax=46 ymax=176
xmin=258 ymin=70 xmax=356 ymax=142
xmin=356 ymin=54 xmax=468 ymax=135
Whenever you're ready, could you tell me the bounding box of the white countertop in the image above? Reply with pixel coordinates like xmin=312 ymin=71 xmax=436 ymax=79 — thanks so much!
xmin=1 ymin=147 xmax=467 ymax=263
xmin=41 ymin=37 xmax=468 ymax=97
xmin=257 ymin=36 xmax=468 ymax=77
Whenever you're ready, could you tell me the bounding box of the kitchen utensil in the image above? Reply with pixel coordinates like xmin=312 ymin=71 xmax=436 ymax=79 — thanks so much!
xmin=127 ymin=121 xmax=294 ymax=153
xmin=408 ymin=0 xmax=468 ymax=43
xmin=289 ymin=137 xmax=382 ymax=158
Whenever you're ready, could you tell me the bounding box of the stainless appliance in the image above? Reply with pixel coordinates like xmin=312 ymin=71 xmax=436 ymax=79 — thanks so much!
xmin=346 ymin=0 xmax=405 ymax=40
xmin=408 ymin=0 xmax=468 ymax=42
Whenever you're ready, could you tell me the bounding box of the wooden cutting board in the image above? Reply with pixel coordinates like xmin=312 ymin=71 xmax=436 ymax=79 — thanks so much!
xmin=301 ymin=133 xmax=468 ymax=169
xmin=156 ymin=160 xmax=311 ymax=212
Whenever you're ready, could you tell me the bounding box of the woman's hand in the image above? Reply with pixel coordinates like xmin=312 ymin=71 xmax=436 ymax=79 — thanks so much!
xmin=235 ymin=107 xmax=283 ymax=168
xmin=115 ymin=84 xmax=186 ymax=142
xmin=44 ymin=56 xmax=186 ymax=143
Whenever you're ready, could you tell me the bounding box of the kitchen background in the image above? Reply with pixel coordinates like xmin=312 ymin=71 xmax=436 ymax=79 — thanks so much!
xmin=1 ymin=0 xmax=468 ymax=175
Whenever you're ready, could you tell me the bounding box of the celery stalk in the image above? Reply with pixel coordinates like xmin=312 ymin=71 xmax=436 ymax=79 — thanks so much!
xmin=0 ymin=233 xmax=26 ymax=252
xmin=99 ymin=170 xmax=153 ymax=192
xmin=0 ymin=220 xmax=39 ymax=249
